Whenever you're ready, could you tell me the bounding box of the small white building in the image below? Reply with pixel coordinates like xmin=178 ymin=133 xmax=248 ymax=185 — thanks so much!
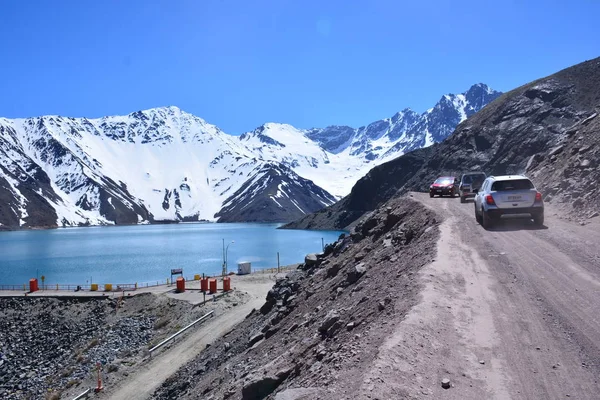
xmin=237 ymin=262 xmax=252 ymax=275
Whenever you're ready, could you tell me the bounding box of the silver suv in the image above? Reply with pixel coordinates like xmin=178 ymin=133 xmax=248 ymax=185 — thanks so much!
xmin=474 ymin=175 xmax=544 ymax=229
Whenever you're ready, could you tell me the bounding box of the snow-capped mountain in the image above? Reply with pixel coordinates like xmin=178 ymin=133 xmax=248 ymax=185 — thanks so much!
xmin=260 ymin=83 xmax=501 ymax=196
xmin=0 ymin=107 xmax=269 ymax=227
xmin=306 ymin=83 xmax=501 ymax=161
xmin=0 ymin=84 xmax=500 ymax=229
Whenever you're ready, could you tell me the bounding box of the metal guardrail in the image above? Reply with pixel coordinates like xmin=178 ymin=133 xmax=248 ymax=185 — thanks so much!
xmin=0 ymin=283 xmax=136 ymax=292
xmin=71 ymin=387 xmax=91 ymax=400
xmin=0 ymin=284 xmax=28 ymax=291
xmin=251 ymin=265 xmax=296 ymax=274
xmin=149 ymin=310 xmax=215 ymax=355
xmin=47 ymin=284 xmax=92 ymax=291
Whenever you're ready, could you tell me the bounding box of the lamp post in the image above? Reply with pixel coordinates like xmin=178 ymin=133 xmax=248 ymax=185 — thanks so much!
xmin=222 ymin=240 xmax=234 ymax=277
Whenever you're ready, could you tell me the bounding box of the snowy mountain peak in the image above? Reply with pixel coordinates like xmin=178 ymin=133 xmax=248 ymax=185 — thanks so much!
xmin=468 ymin=83 xmax=497 ymax=95
xmin=240 ymin=122 xmax=315 ymax=150
xmin=128 ymin=105 xmax=190 ymax=117
xmin=391 ymin=108 xmax=417 ymax=122
xmin=88 ymin=106 xmax=224 ymax=145
xmin=440 ymin=84 xmax=499 ymax=104
xmin=262 ymin=122 xmax=297 ymax=130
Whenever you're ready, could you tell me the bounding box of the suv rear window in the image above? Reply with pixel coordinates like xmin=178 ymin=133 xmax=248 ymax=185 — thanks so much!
xmin=462 ymin=174 xmax=486 ymax=185
xmin=491 ymin=179 xmax=534 ymax=191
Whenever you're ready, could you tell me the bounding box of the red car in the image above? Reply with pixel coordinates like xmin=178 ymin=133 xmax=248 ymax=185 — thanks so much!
xmin=429 ymin=176 xmax=459 ymax=197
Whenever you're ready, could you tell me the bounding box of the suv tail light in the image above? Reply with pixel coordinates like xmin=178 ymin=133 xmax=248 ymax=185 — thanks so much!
xmin=485 ymin=195 xmax=496 ymax=205
xmin=535 ymin=192 xmax=543 ymax=202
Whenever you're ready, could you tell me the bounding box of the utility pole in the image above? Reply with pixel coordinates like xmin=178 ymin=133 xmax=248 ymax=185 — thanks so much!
xmin=222 ymin=240 xmax=234 ymax=277
xmin=277 ymin=252 xmax=280 ymax=273
xmin=222 ymin=239 xmax=226 ymax=277
xmin=321 ymin=238 xmax=324 ymax=252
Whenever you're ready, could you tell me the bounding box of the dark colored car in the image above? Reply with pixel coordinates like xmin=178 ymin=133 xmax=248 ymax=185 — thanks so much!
xmin=459 ymin=172 xmax=487 ymax=203
xmin=429 ymin=176 xmax=459 ymax=197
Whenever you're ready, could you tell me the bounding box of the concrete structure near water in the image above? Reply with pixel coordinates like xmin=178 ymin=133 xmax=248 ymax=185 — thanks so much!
xmin=237 ymin=262 xmax=251 ymax=275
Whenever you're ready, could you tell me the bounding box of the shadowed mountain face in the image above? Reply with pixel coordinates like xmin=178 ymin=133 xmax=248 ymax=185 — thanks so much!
xmin=215 ymin=164 xmax=337 ymax=223
xmin=286 ymin=57 xmax=600 ymax=230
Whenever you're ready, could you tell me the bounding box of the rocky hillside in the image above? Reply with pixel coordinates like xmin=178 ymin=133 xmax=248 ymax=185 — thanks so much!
xmin=0 ymin=84 xmax=499 ymax=229
xmin=287 ymin=57 xmax=600 ymax=230
xmin=152 ymin=197 xmax=439 ymax=399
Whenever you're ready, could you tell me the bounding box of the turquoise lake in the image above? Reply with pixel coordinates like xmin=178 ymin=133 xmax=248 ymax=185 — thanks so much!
xmin=0 ymin=223 xmax=344 ymax=286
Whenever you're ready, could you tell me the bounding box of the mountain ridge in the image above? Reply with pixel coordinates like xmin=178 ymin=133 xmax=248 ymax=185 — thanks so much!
xmin=0 ymin=83 xmax=501 ymax=229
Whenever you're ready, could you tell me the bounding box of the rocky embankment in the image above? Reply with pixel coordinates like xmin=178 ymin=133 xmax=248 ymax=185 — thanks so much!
xmin=0 ymin=293 xmax=203 ymax=399
xmin=153 ymin=196 xmax=439 ymax=399
xmin=529 ymin=109 xmax=600 ymax=222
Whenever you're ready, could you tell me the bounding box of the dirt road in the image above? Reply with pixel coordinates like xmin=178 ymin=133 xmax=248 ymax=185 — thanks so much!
xmin=97 ymin=275 xmax=276 ymax=400
xmin=360 ymin=193 xmax=600 ymax=399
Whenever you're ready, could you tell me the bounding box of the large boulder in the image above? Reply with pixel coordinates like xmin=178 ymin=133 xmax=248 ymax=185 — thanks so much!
xmin=248 ymin=333 xmax=264 ymax=347
xmin=242 ymin=374 xmax=282 ymax=400
xmin=304 ymin=253 xmax=319 ymax=267
xmin=318 ymin=310 xmax=340 ymax=333
xmin=346 ymin=263 xmax=367 ymax=284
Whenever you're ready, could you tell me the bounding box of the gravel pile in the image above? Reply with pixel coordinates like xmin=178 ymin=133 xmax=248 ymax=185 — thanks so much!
xmin=0 ymin=296 xmax=156 ymax=399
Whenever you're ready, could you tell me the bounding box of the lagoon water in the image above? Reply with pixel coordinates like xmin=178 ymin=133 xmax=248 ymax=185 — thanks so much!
xmin=0 ymin=223 xmax=344 ymax=286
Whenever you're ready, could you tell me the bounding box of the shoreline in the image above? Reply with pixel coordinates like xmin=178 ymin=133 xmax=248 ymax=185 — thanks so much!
xmin=0 ymin=219 xmax=294 ymax=232
xmin=0 ymin=265 xmax=299 ymax=298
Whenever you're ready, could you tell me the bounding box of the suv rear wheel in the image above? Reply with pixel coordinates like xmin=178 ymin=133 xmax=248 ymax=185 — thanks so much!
xmin=475 ymin=204 xmax=483 ymax=224
xmin=533 ymin=213 xmax=544 ymax=227
xmin=482 ymin=208 xmax=493 ymax=229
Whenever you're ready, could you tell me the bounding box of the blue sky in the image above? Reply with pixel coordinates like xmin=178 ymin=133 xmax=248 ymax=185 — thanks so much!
xmin=1 ymin=0 xmax=598 ymax=134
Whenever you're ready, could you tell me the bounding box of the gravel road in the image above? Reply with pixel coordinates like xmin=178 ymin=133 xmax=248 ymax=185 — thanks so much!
xmin=360 ymin=193 xmax=600 ymax=399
